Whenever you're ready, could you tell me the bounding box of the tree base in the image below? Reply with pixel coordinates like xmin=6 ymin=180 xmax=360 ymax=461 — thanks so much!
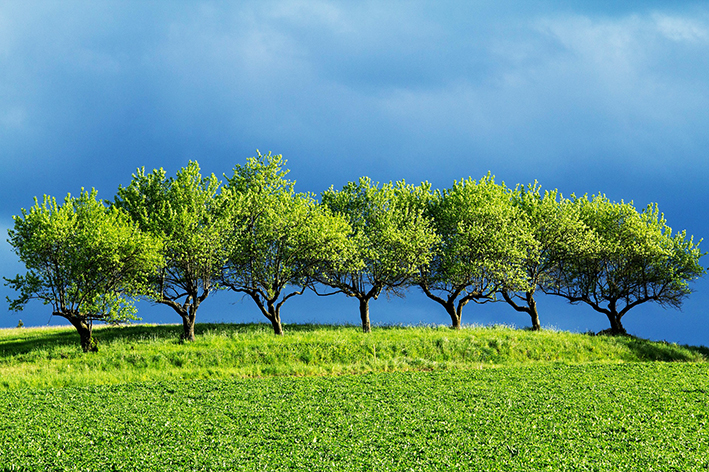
xmin=597 ymin=327 xmax=628 ymax=336
xmin=81 ymin=336 xmax=99 ymax=353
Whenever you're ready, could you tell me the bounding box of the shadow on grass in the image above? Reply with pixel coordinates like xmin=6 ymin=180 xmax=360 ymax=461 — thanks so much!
xmin=596 ymin=333 xmax=709 ymax=361
xmin=0 ymin=322 xmax=364 ymax=358
xmin=0 ymin=324 xmax=180 ymax=358
xmin=0 ymin=329 xmax=80 ymax=357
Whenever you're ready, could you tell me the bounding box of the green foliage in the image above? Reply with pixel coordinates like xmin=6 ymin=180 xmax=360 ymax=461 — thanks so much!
xmin=114 ymin=161 xmax=226 ymax=340
xmin=318 ymin=177 xmax=439 ymax=332
xmin=220 ymin=152 xmax=352 ymax=334
xmin=547 ymin=194 xmax=707 ymax=333
xmin=513 ymin=184 xmax=597 ymax=286
xmin=500 ymin=183 xmax=598 ymax=329
xmin=1 ymin=362 xmax=708 ymax=470
xmin=5 ymin=157 xmax=706 ymax=342
xmin=420 ymin=175 xmax=536 ymax=328
xmin=4 ymin=189 xmax=161 ymax=351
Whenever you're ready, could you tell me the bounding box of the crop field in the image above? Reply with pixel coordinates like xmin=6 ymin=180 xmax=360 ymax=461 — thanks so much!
xmin=1 ymin=324 xmax=708 ymax=471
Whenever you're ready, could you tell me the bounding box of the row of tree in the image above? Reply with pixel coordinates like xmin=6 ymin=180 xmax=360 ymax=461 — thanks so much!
xmin=6 ymin=153 xmax=706 ymax=351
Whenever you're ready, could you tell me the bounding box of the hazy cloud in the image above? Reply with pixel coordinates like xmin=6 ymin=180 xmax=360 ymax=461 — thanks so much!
xmin=654 ymin=13 xmax=709 ymax=43
xmin=1 ymin=1 xmax=707 ymax=341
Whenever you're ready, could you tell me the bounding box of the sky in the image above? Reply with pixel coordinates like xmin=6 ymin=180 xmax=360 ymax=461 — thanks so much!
xmin=1 ymin=0 xmax=708 ymax=345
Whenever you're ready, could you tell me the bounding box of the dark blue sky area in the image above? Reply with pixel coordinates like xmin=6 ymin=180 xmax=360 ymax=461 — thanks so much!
xmin=1 ymin=1 xmax=707 ymax=345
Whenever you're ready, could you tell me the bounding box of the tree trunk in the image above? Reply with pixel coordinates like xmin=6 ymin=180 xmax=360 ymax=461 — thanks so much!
xmin=528 ymin=295 xmax=540 ymax=331
xmin=67 ymin=316 xmax=97 ymax=353
xmin=529 ymin=311 xmax=541 ymax=331
xmin=446 ymin=304 xmax=462 ymax=330
xmin=359 ymin=298 xmax=371 ymax=333
xmin=181 ymin=313 xmax=196 ymax=342
xmin=159 ymin=297 xmax=199 ymax=342
xmin=265 ymin=301 xmax=284 ymax=335
xmin=419 ymin=284 xmax=465 ymax=330
xmin=269 ymin=315 xmax=284 ymax=335
xmin=605 ymin=312 xmax=627 ymax=335
xmin=502 ymin=290 xmax=541 ymax=331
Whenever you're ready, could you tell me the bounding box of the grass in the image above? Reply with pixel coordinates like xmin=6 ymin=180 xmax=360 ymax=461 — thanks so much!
xmin=1 ymin=364 xmax=708 ymax=470
xmin=1 ymin=323 xmax=708 ymax=470
xmin=1 ymin=323 xmax=708 ymax=390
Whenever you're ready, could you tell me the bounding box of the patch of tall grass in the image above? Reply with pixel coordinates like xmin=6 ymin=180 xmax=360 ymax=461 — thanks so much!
xmin=1 ymin=323 xmax=707 ymax=390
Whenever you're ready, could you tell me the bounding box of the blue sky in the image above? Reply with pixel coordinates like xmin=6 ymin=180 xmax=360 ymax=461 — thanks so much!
xmin=1 ymin=1 xmax=708 ymax=345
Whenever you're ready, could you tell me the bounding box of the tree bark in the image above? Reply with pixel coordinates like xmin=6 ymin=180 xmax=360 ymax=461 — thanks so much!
xmin=419 ymin=284 xmax=463 ymax=330
xmin=446 ymin=304 xmax=462 ymax=330
xmin=501 ymin=290 xmax=541 ymax=331
xmin=605 ymin=312 xmax=627 ymax=335
xmin=359 ymin=298 xmax=371 ymax=333
xmin=528 ymin=295 xmax=541 ymax=331
xmin=265 ymin=300 xmax=284 ymax=335
xmin=159 ymin=287 xmax=210 ymax=342
xmin=181 ymin=313 xmax=196 ymax=342
xmin=269 ymin=316 xmax=284 ymax=335
xmin=66 ymin=315 xmax=98 ymax=353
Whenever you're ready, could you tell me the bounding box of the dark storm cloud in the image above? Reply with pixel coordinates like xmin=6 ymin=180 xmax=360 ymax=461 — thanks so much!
xmin=1 ymin=1 xmax=707 ymax=343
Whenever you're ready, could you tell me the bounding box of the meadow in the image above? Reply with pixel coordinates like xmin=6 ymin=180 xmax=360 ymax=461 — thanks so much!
xmin=1 ymin=323 xmax=708 ymax=470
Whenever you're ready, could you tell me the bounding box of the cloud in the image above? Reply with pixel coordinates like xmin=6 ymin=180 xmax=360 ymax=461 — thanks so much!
xmin=529 ymin=13 xmax=709 ymax=157
xmin=2 ymin=2 xmax=708 ymax=188
xmin=0 ymin=1 xmax=707 ymax=340
xmin=653 ymin=13 xmax=709 ymax=43
xmin=351 ymin=9 xmax=709 ymax=178
xmin=269 ymin=0 xmax=347 ymax=30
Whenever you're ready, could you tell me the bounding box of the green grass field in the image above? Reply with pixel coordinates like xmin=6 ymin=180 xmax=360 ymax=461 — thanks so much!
xmin=1 ymin=323 xmax=708 ymax=470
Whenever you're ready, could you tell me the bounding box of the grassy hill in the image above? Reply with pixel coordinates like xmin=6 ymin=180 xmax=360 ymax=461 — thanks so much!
xmin=1 ymin=322 xmax=708 ymax=389
xmin=1 ymin=323 xmax=708 ymax=470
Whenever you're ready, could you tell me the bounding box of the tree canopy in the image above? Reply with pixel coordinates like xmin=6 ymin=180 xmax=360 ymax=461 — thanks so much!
xmin=317 ymin=177 xmax=438 ymax=333
xmin=5 ymin=189 xmax=161 ymax=351
xmin=6 ymin=155 xmax=706 ymax=345
xmin=220 ymin=152 xmax=351 ymax=335
xmin=419 ymin=175 xmax=536 ymax=329
xmin=545 ymin=194 xmax=706 ymax=334
xmin=113 ymin=161 xmax=226 ymax=341
xmin=499 ymin=183 xmax=597 ymax=330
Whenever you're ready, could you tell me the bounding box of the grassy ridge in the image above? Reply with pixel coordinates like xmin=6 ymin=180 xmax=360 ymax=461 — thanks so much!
xmin=1 ymin=323 xmax=707 ymax=390
xmin=2 ymin=364 xmax=708 ymax=471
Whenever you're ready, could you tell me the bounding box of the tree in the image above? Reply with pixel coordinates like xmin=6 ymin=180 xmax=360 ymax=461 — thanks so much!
xmin=5 ymin=189 xmax=161 ymax=352
xmin=220 ymin=152 xmax=351 ymax=335
xmin=498 ymin=183 xmax=595 ymax=330
xmin=419 ymin=175 xmax=535 ymax=329
xmin=113 ymin=161 xmax=226 ymax=341
xmin=546 ymin=194 xmax=706 ymax=334
xmin=317 ymin=177 xmax=438 ymax=333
